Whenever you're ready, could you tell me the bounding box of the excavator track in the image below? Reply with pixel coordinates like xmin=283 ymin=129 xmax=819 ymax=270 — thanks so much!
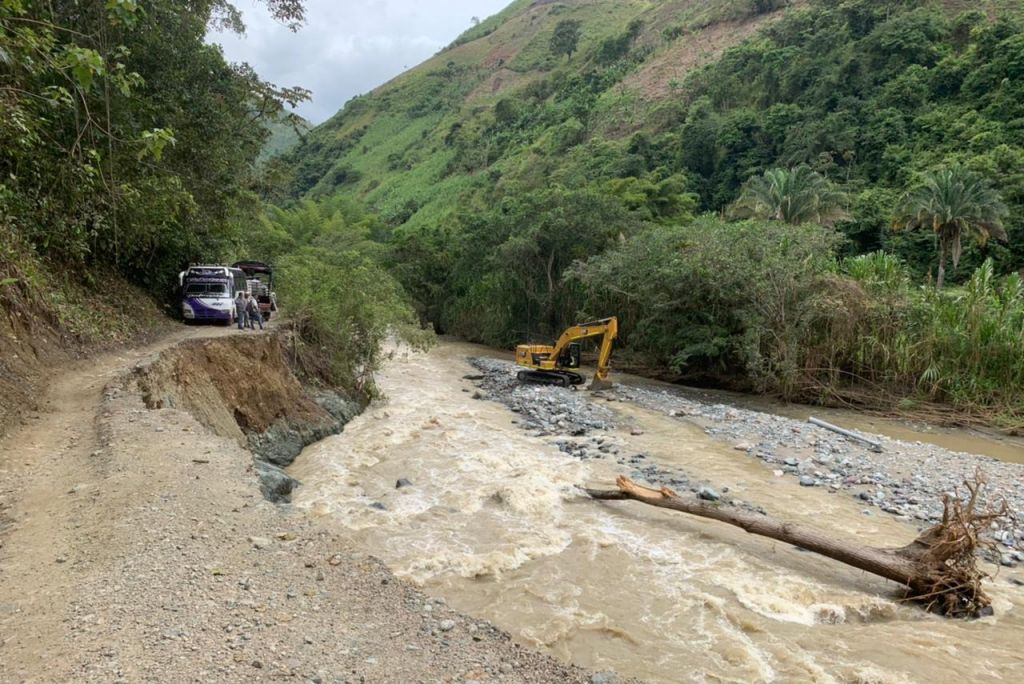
xmin=516 ymin=370 xmax=585 ymax=388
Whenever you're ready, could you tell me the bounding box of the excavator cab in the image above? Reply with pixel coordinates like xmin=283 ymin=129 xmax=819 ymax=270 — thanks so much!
xmin=515 ymin=318 xmax=617 ymax=389
xmin=558 ymin=343 xmax=582 ymax=369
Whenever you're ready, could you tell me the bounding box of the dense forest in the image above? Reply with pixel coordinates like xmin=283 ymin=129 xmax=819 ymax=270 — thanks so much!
xmin=276 ymin=0 xmax=1024 ymax=425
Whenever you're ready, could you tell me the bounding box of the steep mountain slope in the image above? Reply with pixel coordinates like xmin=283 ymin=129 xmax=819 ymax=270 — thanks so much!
xmin=286 ymin=0 xmax=1023 ymax=247
xmin=285 ymin=0 xmax=794 ymax=224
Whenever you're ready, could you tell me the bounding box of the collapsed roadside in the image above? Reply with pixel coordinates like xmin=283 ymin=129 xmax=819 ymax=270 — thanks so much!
xmin=0 ymin=329 xmax=609 ymax=683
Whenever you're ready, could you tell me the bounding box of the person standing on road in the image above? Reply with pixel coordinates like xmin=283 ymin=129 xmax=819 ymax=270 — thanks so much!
xmin=246 ymin=293 xmax=264 ymax=330
xmin=235 ymin=291 xmax=248 ymax=330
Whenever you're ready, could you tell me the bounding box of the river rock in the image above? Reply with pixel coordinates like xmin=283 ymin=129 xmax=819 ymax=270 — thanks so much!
xmin=799 ymin=476 xmax=816 ymax=487
xmin=592 ymin=673 xmax=618 ymax=684
xmin=255 ymin=461 xmax=300 ymax=504
xmin=698 ymin=486 xmax=720 ymax=502
xmin=395 ymin=478 xmax=413 ymax=489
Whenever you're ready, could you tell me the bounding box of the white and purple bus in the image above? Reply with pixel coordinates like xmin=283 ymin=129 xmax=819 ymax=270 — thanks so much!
xmin=179 ymin=265 xmax=247 ymax=324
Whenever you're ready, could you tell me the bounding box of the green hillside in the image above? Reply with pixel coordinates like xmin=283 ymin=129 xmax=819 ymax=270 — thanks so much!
xmin=286 ymin=0 xmax=794 ymax=221
xmin=276 ymin=0 xmax=1024 ymax=425
xmin=260 ymin=114 xmax=312 ymax=162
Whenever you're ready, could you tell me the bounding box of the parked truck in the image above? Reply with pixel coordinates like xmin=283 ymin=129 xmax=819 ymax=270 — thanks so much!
xmin=232 ymin=261 xmax=278 ymax=320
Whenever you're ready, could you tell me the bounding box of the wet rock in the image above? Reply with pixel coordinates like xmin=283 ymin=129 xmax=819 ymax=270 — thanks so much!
xmin=975 ymin=605 xmax=995 ymax=618
xmin=698 ymin=487 xmax=720 ymax=502
xmin=255 ymin=461 xmax=300 ymax=504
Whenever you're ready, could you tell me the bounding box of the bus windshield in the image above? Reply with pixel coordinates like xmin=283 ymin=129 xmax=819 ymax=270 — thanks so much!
xmin=185 ymin=283 xmax=229 ymax=297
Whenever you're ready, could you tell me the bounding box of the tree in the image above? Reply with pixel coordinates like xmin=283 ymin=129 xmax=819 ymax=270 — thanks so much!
xmin=729 ymin=167 xmax=849 ymax=226
xmin=586 ymin=474 xmax=1003 ymax=618
xmin=893 ymin=167 xmax=1008 ymax=289
xmin=0 ymin=0 xmax=309 ymax=288
xmin=550 ymin=19 xmax=581 ymax=60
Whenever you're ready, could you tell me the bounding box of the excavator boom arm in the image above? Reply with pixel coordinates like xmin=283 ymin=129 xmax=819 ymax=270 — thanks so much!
xmin=547 ymin=317 xmax=618 ymax=376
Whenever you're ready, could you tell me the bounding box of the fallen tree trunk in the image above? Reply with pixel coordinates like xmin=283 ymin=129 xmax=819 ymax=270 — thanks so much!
xmin=584 ymin=475 xmax=1006 ymax=618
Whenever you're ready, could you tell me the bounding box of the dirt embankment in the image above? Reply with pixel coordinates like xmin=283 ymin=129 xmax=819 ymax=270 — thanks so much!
xmin=134 ymin=332 xmax=362 ymax=502
xmin=0 ymin=269 xmax=170 ymax=438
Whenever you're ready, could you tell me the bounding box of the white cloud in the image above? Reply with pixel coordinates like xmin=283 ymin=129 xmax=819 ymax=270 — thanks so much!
xmin=209 ymin=0 xmax=510 ymax=123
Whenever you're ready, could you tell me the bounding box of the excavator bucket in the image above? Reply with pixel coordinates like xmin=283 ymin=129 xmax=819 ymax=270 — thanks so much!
xmin=588 ymin=376 xmax=613 ymax=392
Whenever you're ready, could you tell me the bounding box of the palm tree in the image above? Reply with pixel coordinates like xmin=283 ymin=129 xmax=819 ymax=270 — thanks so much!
xmin=729 ymin=166 xmax=850 ymax=226
xmin=893 ymin=166 xmax=1008 ymax=289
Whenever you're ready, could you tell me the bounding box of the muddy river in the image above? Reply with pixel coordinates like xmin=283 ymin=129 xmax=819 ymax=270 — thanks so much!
xmin=290 ymin=342 xmax=1024 ymax=683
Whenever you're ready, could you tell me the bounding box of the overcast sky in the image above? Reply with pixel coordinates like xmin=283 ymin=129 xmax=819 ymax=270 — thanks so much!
xmin=210 ymin=0 xmax=511 ymax=123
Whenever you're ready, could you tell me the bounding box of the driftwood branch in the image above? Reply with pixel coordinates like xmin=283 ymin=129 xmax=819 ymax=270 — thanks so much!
xmin=585 ymin=475 xmax=1006 ymax=618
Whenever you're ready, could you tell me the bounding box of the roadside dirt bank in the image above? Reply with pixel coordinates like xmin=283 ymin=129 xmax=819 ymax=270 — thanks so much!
xmin=0 ymin=327 xmax=604 ymax=683
xmin=0 ymin=272 xmax=172 ymax=439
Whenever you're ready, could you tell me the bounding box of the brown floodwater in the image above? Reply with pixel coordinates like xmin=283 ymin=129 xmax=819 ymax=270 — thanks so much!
xmin=290 ymin=342 xmax=1024 ymax=683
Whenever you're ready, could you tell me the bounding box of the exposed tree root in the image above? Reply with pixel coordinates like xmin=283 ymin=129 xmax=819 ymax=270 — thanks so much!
xmin=584 ymin=473 xmax=1009 ymax=618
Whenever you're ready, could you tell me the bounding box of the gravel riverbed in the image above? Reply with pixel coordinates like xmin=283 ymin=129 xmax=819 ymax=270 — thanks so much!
xmin=469 ymin=358 xmax=1024 ymax=567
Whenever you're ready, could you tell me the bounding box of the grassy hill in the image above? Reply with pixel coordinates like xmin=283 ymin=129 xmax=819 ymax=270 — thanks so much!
xmin=286 ymin=0 xmax=1023 ymax=246
xmin=286 ymin=0 xmax=795 ymax=221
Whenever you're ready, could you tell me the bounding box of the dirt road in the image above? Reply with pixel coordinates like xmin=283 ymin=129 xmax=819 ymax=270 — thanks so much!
xmin=0 ymin=326 xmax=596 ymax=683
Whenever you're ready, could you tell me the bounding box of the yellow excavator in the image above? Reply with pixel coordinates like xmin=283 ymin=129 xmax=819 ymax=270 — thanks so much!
xmin=515 ymin=316 xmax=618 ymax=390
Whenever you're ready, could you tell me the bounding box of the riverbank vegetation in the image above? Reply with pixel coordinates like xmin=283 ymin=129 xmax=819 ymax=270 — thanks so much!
xmin=276 ymin=0 xmax=1024 ymax=428
xmin=248 ymin=198 xmax=432 ymax=391
xmin=578 ymin=221 xmax=1024 ymax=426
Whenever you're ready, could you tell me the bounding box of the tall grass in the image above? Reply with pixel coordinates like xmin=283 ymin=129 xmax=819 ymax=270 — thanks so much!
xmin=577 ymin=225 xmax=1024 ymax=426
xmin=840 ymin=255 xmax=1024 ymax=419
